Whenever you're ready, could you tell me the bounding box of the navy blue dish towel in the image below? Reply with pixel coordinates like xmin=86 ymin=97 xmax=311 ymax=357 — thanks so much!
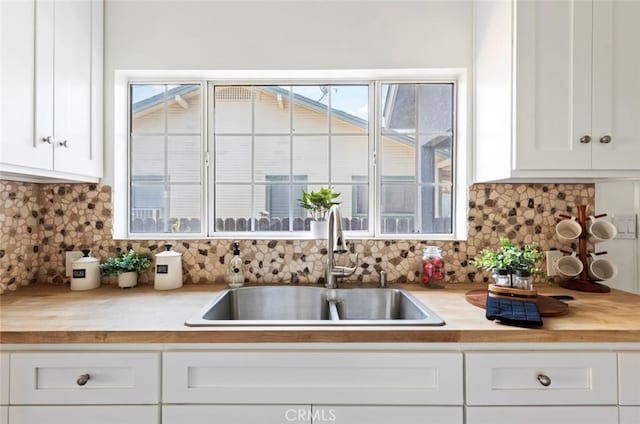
xmin=485 ymin=295 xmax=543 ymax=328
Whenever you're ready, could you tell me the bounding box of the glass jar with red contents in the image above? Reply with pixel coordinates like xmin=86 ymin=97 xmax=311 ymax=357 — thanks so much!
xmin=420 ymin=246 xmax=445 ymax=289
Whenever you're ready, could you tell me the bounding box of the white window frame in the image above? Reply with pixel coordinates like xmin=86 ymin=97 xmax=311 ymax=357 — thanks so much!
xmin=113 ymin=69 xmax=469 ymax=241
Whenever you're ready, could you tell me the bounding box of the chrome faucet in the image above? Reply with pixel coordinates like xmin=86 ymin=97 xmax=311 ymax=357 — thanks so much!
xmin=325 ymin=205 xmax=358 ymax=288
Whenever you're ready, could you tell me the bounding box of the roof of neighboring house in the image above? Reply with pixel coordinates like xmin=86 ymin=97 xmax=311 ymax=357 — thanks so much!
xmin=131 ymin=84 xmax=450 ymax=158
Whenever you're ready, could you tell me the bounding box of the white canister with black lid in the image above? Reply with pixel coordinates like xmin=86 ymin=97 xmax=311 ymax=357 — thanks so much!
xmin=70 ymin=249 xmax=101 ymax=291
xmin=154 ymin=243 xmax=183 ymax=290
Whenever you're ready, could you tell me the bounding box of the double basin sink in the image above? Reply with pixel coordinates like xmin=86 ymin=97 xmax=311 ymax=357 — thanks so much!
xmin=185 ymin=286 xmax=445 ymax=326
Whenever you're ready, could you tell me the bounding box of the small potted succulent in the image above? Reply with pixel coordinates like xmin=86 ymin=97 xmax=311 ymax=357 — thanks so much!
xmin=298 ymin=186 xmax=341 ymax=238
xmin=99 ymin=249 xmax=151 ymax=288
xmin=470 ymin=237 xmax=544 ymax=289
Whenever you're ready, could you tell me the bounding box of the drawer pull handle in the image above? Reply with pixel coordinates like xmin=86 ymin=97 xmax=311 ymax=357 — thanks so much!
xmin=579 ymin=135 xmax=591 ymax=144
xmin=76 ymin=373 xmax=91 ymax=386
xmin=599 ymin=135 xmax=612 ymax=144
xmin=537 ymin=373 xmax=551 ymax=387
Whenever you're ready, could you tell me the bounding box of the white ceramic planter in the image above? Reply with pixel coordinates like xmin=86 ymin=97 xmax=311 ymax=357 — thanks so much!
xmin=118 ymin=271 xmax=138 ymax=288
xmin=310 ymin=220 xmax=328 ymax=239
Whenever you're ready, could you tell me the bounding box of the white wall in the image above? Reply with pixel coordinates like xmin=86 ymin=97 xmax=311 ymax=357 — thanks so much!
xmin=595 ymin=181 xmax=640 ymax=294
xmin=103 ymin=0 xmax=473 ymax=185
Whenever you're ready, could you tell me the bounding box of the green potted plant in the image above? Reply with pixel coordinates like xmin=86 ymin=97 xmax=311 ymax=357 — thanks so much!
xmin=298 ymin=186 xmax=341 ymax=238
xmin=99 ymin=249 xmax=151 ymax=288
xmin=470 ymin=237 xmax=544 ymax=289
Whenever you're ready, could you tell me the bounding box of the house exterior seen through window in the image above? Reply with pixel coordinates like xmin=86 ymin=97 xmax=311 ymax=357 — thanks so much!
xmin=128 ymin=81 xmax=454 ymax=237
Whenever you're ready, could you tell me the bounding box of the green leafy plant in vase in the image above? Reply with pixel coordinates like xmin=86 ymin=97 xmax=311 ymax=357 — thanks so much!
xmin=470 ymin=237 xmax=544 ymax=289
xmin=298 ymin=186 xmax=341 ymax=238
xmin=99 ymin=249 xmax=151 ymax=288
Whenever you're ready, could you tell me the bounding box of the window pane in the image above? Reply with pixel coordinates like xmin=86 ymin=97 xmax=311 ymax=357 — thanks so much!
xmin=332 ymin=85 xmax=369 ymax=134
xmin=418 ymin=84 xmax=453 ymax=133
xmin=130 ymin=183 xmax=165 ymax=233
xmin=254 ymin=183 xmax=291 ymax=232
xmin=216 ymin=136 xmax=252 ymax=183
xmin=293 ymin=136 xmax=328 ymax=181
xmin=381 ymin=134 xmax=415 ymax=179
xmin=381 ymin=84 xmax=416 ymax=134
xmin=130 ymin=85 xmax=165 ymax=133
xmin=332 ymin=184 xmax=368 ymax=232
xmin=379 ymin=83 xmax=454 ymax=235
xmin=167 ymin=85 xmax=201 ymax=133
xmin=293 ymin=86 xmax=329 ymax=133
xmin=214 ymin=86 xmax=253 ymax=133
xmin=215 ymin=185 xmax=252 ymax=232
xmin=130 ymin=136 xmax=164 ymax=180
xmin=167 ymin=136 xmax=201 ymax=183
xmin=169 ymin=185 xmax=202 ymax=233
xmin=331 ymin=135 xmax=368 ymax=183
xmin=254 ymin=86 xmax=290 ymax=133
xmin=254 ymin=136 xmax=290 ymax=182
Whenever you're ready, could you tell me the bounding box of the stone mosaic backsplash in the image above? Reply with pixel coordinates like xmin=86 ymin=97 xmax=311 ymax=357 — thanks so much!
xmin=0 ymin=181 xmax=595 ymax=294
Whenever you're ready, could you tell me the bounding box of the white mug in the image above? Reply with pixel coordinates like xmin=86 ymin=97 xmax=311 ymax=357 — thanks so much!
xmin=589 ymin=254 xmax=618 ymax=281
xmin=588 ymin=216 xmax=617 ymax=242
xmin=556 ymin=253 xmax=584 ymax=279
xmin=556 ymin=218 xmax=582 ymax=242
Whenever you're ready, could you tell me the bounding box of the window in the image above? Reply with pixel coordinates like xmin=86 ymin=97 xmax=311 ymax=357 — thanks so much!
xmin=126 ymin=77 xmax=456 ymax=238
xmin=212 ymin=84 xmax=370 ymax=233
xmin=129 ymin=84 xmax=203 ymax=234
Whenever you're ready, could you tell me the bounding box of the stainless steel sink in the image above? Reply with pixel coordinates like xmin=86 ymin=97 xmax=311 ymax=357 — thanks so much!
xmin=185 ymin=286 xmax=445 ymax=326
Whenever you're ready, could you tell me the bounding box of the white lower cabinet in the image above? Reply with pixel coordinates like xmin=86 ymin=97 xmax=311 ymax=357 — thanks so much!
xmin=163 ymin=350 xmax=462 ymax=405
xmin=466 ymin=406 xmax=619 ymax=424
xmin=0 ymin=353 xmax=8 ymax=406
xmin=315 ymin=405 xmax=463 ymax=424
xmin=619 ymin=407 xmax=640 ymax=424
xmin=163 ymin=405 xmax=311 ymax=424
xmin=0 ymin=406 xmax=6 ymax=424
xmin=8 ymin=405 xmax=159 ymax=424
xmin=618 ymin=353 xmax=640 ymax=405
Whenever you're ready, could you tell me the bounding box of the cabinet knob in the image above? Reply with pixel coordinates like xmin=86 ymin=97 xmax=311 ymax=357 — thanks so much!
xmin=59 ymin=139 xmax=70 ymax=148
xmin=41 ymin=136 xmax=55 ymax=145
xmin=579 ymin=135 xmax=591 ymax=144
xmin=599 ymin=135 xmax=612 ymax=144
xmin=536 ymin=373 xmax=551 ymax=387
xmin=76 ymin=373 xmax=91 ymax=386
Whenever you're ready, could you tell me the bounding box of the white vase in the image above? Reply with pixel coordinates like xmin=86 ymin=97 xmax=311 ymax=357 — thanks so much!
xmin=310 ymin=220 xmax=328 ymax=239
xmin=118 ymin=271 xmax=138 ymax=288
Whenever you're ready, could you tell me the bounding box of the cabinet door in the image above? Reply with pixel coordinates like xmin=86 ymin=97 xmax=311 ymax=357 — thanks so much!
xmin=0 ymin=353 xmax=8 ymax=405
xmin=53 ymin=0 xmax=102 ymax=177
xmin=620 ymin=407 xmax=640 ymax=424
xmin=0 ymin=406 xmax=6 ymax=424
xmin=466 ymin=406 xmax=618 ymax=424
xmin=619 ymin=353 xmax=640 ymax=405
xmin=515 ymin=0 xmax=593 ymax=170
xmin=0 ymin=0 xmax=52 ymax=170
xmin=314 ymin=406 xmax=462 ymax=424
xmin=592 ymin=0 xmax=640 ymax=170
xmin=8 ymin=406 xmax=159 ymax=424
xmin=163 ymin=405 xmax=309 ymax=424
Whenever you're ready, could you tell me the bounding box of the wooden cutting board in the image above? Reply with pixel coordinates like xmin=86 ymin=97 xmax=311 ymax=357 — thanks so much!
xmin=465 ymin=289 xmax=570 ymax=317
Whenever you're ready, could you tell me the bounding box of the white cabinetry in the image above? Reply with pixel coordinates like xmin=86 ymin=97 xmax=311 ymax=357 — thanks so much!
xmin=466 ymin=406 xmax=619 ymax=424
xmin=315 ymin=405 xmax=462 ymax=424
xmin=0 ymin=0 xmax=102 ymax=182
xmin=474 ymin=0 xmax=640 ymax=181
xmin=163 ymin=405 xmax=310 ymax=424
xmin=8 ymin=352 xmax=160 ymax=424
xmin=619 ymin=352 xmax=640 ymax=423
xmin=0 ymin=353 xmax=7 ymax=424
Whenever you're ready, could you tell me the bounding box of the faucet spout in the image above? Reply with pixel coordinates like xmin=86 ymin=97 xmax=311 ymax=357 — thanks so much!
xmin=326 ymin=205 xmax=357 ymax=288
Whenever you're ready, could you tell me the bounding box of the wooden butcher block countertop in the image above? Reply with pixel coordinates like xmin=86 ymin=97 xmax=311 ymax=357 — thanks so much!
xmin=1 ymin=283 xmax=639 ymax=344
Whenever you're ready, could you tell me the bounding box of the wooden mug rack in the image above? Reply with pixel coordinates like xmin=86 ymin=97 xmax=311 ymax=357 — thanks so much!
xmin=557 ymin=205 xmax=611 ymax=293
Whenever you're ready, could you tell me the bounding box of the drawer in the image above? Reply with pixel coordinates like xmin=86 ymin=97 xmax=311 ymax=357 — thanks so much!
xmin=466 ymin=406 xmax=619 ymax=424
xmin=465 ymin=352 xmax=617 ymax=405
xmin=163 ymin=350 xmax=463 ymax=405
xmin=0 ymin=406 xmax=6 ymax=424
xmin=620 ymin=406 xmax=640 ymax=424
xmin=163 ymin=405 xmax=311 ymax=424
xmin=619 ymin=353 xmax=640 ymax=405
xmin=10 ymin=352 xmax=160 ymax=404
xmin=8 ymin=405 xmax=160 ymax=424
xmin=316 ymin=405 xmax=463 ymax=424
xmin=0 ymin=353 xmax=8 ymax=405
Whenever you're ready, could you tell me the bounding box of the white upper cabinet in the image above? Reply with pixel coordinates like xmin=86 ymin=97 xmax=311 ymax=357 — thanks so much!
xmin=474 ymin=0 xmax=640 ymax=181
xmin=0 ymin=0 xmax=102 ymax=182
